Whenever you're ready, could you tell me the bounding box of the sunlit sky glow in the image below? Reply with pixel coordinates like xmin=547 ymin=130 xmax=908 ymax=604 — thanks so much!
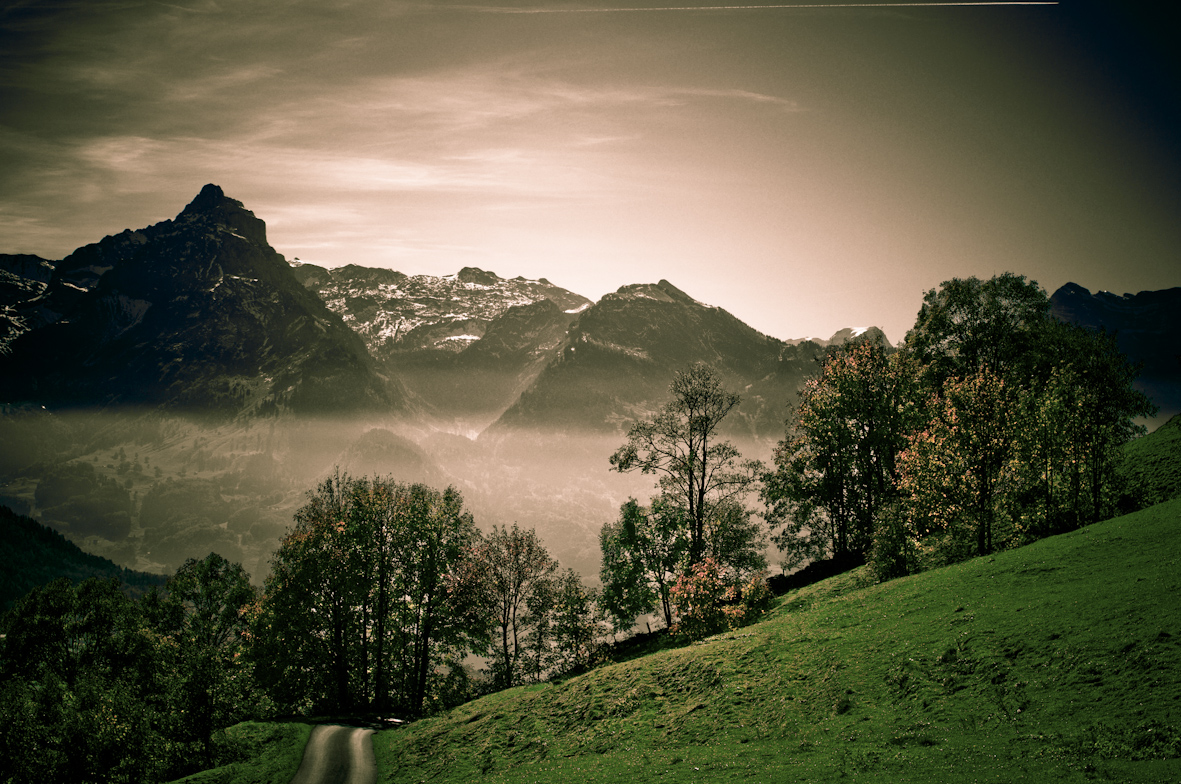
xmin=1 ymin=1 xmax=1176 ymax=343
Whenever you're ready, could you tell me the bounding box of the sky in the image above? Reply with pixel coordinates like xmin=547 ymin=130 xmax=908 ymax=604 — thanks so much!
xmin=1 ymin=0 xmax=1177 ymax=344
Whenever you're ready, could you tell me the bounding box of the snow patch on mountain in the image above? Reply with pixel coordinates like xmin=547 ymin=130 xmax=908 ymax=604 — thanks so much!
xmin=296 ymin=264 xmax=592 ymax=356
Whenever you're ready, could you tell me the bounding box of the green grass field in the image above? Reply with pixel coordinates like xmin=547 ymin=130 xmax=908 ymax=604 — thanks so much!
xmin=374 ymin=499 xmax=1181 ymax=783
xmin=1124 ymin=414 xmax=1181 ymax=508
xmin=169 ymin=722 xmax=311 ymax=784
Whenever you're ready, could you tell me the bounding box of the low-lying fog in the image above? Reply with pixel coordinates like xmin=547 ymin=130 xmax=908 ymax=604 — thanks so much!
xmin=0 ymin=408 xmax=780 ymax=583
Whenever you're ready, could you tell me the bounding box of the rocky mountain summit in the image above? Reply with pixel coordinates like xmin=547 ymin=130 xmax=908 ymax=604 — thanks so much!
xmin=0 ymin=185 xmax=395 ymax=413
xmin=291 ymin=261 xmax=591 ymax=357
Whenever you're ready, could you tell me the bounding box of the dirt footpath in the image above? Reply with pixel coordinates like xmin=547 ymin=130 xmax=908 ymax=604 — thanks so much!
xmin=289 ymin=724 xmax=376 ymax=784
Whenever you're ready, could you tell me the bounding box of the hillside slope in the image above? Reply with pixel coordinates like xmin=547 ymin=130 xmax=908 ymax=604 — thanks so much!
xmin=1124 ymin=413 xmax=1181 ymax=508
xmin=0 ymin=505 xmax=167 ymax=611
xmin=375 ymin=500 xmax=1181 ymax=783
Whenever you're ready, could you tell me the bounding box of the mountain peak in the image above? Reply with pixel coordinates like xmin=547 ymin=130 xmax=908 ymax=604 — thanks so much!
xmin=1052 ymin=282 xmax=1092 ymax=299
xmin=182 ymin=183 xmax=231 ymax=213
xmin=655 ymin=279 xmax=695 ymax=303
xmin=457 ymin=267 xmax=500 ymax=286
xmin=177 ymin=184 xmax=266 ymax=245
xmin=610 ymin=280 xmax=701 ymax=307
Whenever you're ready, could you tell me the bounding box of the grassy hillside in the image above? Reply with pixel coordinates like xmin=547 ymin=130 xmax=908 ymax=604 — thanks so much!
xmin=1124 ymin=414 xmax=1181 ymax=508
xmin=0 ymin=504 xmax=167 ymax=611
xmin=167 ymin=722 xmax=311 ymax=784
xmin=374 ymin=499 xmax=1181 ymax=783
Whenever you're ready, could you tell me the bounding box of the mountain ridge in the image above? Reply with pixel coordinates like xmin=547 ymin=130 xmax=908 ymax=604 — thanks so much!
xmin=0 ymin=185 xmax=397 ymax=414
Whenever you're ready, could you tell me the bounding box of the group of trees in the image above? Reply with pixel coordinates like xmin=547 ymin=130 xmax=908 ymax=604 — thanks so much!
xmin=599 ymin=274 xmax=1155 ymax=637
xmin=248 ymin=474 xmax=487 ymax=717
xmin=0 ymin=554 xmax=258 ymax=784
xmin=1 ymin=478 xmax=609 ymax=783
xmin=764 ymin=273 xmax=1155 ymax=578
xmin=248 ymin=474 xmax=607 ymax=717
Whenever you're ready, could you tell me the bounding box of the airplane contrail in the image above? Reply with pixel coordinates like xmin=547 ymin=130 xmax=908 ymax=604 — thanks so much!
xmin=475 ymin=3 xmax=1058 ymax=13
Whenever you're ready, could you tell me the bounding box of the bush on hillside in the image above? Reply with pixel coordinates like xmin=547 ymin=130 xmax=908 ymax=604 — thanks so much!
xmin=669 ymin=558 xmax=772 ymax=640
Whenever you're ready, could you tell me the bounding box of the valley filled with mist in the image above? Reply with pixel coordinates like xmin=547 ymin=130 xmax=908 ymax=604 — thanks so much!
xmin=2 ymin=185 xmax=1178 ymax=586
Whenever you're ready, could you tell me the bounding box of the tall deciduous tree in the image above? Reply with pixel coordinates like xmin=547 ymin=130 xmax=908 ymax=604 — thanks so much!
xmin=476 ymin=523 xmax=558 ymax=690
xmin=599 ymin=496 xmax=687 ymax=630
xmin=550 ymin=568 xmax=604 ymax=674
xmin=1015 ymin=321 xmax=1155 ymax=534
xmin=906 ymin=271 xmax=1050 ymax=386
xmin=168 ymin=552 xmax=257 ymax=765
xmin=763 ymin=339 xmax=923 ymax=568
xmin=610 ymin=362 xmax=760 ymax=564
xmin=897 ymin=369 xmax=1018 ymax=562
xmin=390 ymin=483 xmax=486 ymax=715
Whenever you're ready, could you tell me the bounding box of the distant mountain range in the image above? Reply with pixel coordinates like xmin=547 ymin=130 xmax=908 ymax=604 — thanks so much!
xmin=3 ymin=187 xmax=1177 ymax=435
xmin=291 ymin=261 xmax=591 ymax=356
xmin=0 ymin=186 xmax=884 ymax=439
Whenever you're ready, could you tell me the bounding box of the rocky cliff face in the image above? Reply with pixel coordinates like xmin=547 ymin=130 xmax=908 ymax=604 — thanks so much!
xmin=0 ymin=185 xmax=397 ymax=413
xmin=0 ymin=254 xmax=57 ymax=352
xmin=292 ymin=261 xmax=591 ymax=357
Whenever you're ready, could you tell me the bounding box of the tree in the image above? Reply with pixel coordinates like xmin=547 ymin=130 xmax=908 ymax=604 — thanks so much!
xmin=905 ymin=272 xmax=1050 ymax=387
xmin=388 ymin=483 xmax=486 ymax=716
xmin=252 ymin=473 xmax=486 ymax=717
xmin=549 ymin=569 xmax=604 ymax=676
xmin=0 ymin=578 xmax=172 ymax=784
xmin=520 ymin=574 xmax=557 ymax=684
xmin=610 ymin=362 xmax=760 ymax=564
xmin=703 ymin=497 xmax=768 ymax=578
xmin=599 ymin=496 xmax=687 ymax=630
xmin=477 ymin=524 xmax=558 ymax=690
xmin=666 ymin=557 xmax=772 ymax=640
xmin=1014 ymin=321 xmax=1155 ymax=534
xmin=897 ymin=369 xmax=1018 ymax=564
xmin=168 ymin=552 xmax=257 ymax=765
xmin=516 ymin=568 xmax=604 ymax=680
xmin=763 ymin=339 xmax=923 ymax=568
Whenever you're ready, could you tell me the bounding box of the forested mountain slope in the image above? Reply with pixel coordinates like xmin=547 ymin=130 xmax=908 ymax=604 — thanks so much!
xmin=0 ymin=505 xmax=167 ymax=611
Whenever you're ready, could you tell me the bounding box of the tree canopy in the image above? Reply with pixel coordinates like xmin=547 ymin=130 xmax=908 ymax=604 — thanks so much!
xmin=610 ymin=362 xmax=760 ymax=564
xmin=766 ymin=273 xmax=1156 ymax=577
xmin=251 ymin=473 xmax=486 ymax=717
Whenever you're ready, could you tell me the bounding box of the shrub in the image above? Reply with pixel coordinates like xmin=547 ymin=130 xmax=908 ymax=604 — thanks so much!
xmin=669 ymin=557 xmax=731 ymax=640
xmin=669 ymin=559 xmax=772 ymax=639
